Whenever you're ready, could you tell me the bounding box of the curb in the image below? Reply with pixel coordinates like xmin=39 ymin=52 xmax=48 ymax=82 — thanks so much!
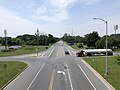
xmin=69 ymin=46 xmax=116 ymax=90
xmin=0 ymin=63 xmax=28 ymax=90
xmin=81 ymin=59 xmax=116 ymax=90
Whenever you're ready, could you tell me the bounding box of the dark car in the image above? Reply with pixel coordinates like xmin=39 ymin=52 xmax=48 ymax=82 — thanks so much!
xmin=65 ymin=51 xmax=69 ymax=54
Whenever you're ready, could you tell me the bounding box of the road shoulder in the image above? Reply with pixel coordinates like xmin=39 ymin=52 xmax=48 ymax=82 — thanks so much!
xmin=80 ymin=58 xmax=116 ymax=90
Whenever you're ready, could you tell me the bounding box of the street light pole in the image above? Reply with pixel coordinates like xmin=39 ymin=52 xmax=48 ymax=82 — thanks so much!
xmin=4 ymin=30 xmax=7 ymax=50
xmin=93 ymin=18 xmax=108 ymax=75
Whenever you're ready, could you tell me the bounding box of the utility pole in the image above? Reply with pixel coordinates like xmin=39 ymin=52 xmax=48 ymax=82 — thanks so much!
xmin=4 ymin=30 xmax=7 ymax=50
xmin=93 ymin=18 xmax=108 ymax=75
xmin=72 ymin=28 xmax=76 ymax=45
xmin=36 ymin=28 xmax=40 ymax=57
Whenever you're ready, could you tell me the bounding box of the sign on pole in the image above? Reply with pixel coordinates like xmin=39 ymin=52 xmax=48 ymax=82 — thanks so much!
xmin=114 ymin=25 xmax=119 ymax=34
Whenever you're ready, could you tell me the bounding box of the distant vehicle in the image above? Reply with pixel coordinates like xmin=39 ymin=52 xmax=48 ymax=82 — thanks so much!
xmin=65 ymin=51 xmax=69 ymax=54
xmin=76 ymin=49 xmax=113 ymax=57
xmin=9 ymin=46 xmax=22 ymax=49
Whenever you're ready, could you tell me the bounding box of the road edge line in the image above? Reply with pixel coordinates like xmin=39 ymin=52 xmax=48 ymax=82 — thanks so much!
xmin=81 ymin=59 xmax=116 ymax=90
xmin=78 ymin=64 xmax=96 ymax=90
xmin=48 ymin=47 xmax=55 ymax=57
xmin=66 ymin=47 xmax=73 ymax=56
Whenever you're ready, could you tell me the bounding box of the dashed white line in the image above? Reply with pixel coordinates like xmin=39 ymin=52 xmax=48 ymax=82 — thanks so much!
xmin=66 ymin=47 xmax=73 ymax=56
xmin=66 ymin=64 xmax=74 ymax=90
xmin=27 ymin=63 xmax=45 ymax=90
xmin=40 ymin=53 xmax=45 ymax=57
xmin=78 ymin=64 xmax=97 ymax=90
xmin=48 ymin=47 xmax=55 ymax=57
xmin=62 ymin=46 xmax=65 ymax=56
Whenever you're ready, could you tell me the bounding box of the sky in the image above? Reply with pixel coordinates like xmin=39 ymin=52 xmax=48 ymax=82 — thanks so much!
xmin=0 ymin=0 xmax=120 ymax=37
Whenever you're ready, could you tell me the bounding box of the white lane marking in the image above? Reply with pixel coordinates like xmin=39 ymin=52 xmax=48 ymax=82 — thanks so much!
xmin=27 ymin=63 xmax=45 ymax=90
xmin=40 ymin=53 xmax=45 ymax=57
xmin=62 ymin=46 xmax=65 ymax=56
xmin=57 ymin=48 xmax=59 ymax=57
xmin=57 ymin=46 xmax=65 ymax=56
xmin=48 ymin=47 xmax=55 ymax=57
xmin=78 ymin=64 xmax=97 ymax=90
xmin=66 ymin=64 xmax=73 ymax=90
xmin=66 ymin=47 xmax=73 ymax=56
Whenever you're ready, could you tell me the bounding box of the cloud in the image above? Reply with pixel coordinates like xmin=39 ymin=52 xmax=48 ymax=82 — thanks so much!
xmin=31 ymin=0 xmax=78 ymax=22
xmin=78 ymin=0 xmax=102 ymax=5
xmin=28 ymin=0 xmax=102 ymax=22
xmin=0 ymin=7 xmax=40 ymax=37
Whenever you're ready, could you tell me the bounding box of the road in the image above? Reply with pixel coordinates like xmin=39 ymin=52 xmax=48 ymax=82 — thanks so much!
xmin=1 ymin=41 xmax=112 ymax=90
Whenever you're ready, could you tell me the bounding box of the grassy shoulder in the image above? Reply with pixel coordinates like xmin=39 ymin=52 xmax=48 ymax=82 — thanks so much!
xmin=113 ymin=49 xmax=120 ymax=52
xmin=71 ymin=45 xmax=80 ymax=50
xmin=83 ymin=56 xmax=120 ymax=90
xmin=0 ymin=61 xmax=27 ymax=88
xmin=0 ymin=46 xmax=50 ymax=57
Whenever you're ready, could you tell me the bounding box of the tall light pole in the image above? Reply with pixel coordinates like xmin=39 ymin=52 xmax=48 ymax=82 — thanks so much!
xmin=93 ymin=18 xmax=108 ymax=75
xmin=36 ymin=28 xmax=40 ymax=57
xmin=4 ymin=30 xmax=7 ymax=50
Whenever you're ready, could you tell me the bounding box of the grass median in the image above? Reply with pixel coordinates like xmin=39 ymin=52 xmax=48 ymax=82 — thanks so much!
xmin=0 ymin=61 xmax=27 ymax=88
xmin=83 ymin=56 xmax=120 ymax=90
xmin=71 ymin=45 xmax=80 ymax=50
xmin=0 ymin=46 xmax=50 ymax=57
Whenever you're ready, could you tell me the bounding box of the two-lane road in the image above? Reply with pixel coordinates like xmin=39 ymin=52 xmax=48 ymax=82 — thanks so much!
xmin=3 ymin=42 xmax=113 ymax=90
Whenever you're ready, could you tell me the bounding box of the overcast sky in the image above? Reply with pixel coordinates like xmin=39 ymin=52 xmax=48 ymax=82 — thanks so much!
xmin=0 ymin=0 xmax=120 ymax=37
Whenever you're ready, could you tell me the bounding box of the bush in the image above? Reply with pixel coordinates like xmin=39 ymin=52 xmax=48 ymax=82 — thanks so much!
xmin=85 ymin=47 xmax=95 ymax=49
xmin=77 ymin=43 xmax=83 ymax=48
xmin=1 ymin=49 xmax=12 ymax=52
xmin=116 ymin=55 xmax=120 ymax=65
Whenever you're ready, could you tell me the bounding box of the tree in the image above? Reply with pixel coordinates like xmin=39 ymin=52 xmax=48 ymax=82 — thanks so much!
xmin=62 ymin=33 xmax=75 ymax=44
xmin=85 ymin=31 xmax=100 ymax=47
xmin=75 ymin=36 xmax=85 ymax=44
xmin=96 ymin=35 xmax=120 ymax=49
xmin=16 ymin=34 xmax=36 ymax=45
xmin=48 ymin=34 xmax=55 ymax=44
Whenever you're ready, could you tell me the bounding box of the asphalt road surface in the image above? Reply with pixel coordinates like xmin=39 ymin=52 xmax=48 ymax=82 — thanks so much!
xmin=1 ymin=41 xmax=111 ymax=90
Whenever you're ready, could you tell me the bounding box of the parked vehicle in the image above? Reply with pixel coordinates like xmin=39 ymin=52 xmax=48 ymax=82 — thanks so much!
xmin=76 ymin=49 xmax=113 ymax=57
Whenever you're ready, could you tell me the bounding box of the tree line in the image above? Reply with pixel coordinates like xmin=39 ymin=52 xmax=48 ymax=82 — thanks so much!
xmin=0 ymin=30 xmax=120 ymax=50
xmin=62 ymin=31 xmax=120 ymax=49
xmin=0 ymin=33 xmax=59 ymax=46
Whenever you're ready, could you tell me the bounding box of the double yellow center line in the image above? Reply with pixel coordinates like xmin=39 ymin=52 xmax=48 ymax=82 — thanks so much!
xmin=48 ymin=65 xmax=55 ymax=90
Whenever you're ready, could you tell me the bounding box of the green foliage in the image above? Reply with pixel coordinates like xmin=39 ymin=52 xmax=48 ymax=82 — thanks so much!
xmin=62 ymin=32 xmax=120 ymax=50
xmin=0 ymin=33 xmax=59 ymax=46
xmin=1 ymin=49 xmax=13 ymax=52
xmin=77 ymin=43 xmax=83 ymax=48
xmin=85 ymin=31 xmax=100 ymax=47
xmin=116 ymin=55 xmax=120 ymax=65
xmin=71 ymin=45 xmax=79 ymax=50
xmin=62 ymin=33 xmax=75 ymax=44
xmin=96 ymin=35 xmax=120 ymax=49
xmin=62 ymin=33 xmax=85 ymax=46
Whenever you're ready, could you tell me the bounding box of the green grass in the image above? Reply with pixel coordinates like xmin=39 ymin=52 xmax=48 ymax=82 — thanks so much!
xmin=113 ymin=49 xmax=120 ymax=52
xmin=0 ymin=46 xmax=50 ymax=57
xmin=71 ymin=45 xmax=80 ymax=50
xmin=0 ymin=61 xmax=27 ymax=88
xmin=84 ymin=56 xmax=120 ymax=90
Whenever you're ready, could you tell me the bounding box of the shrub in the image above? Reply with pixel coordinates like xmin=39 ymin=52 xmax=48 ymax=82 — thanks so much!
xmin=116 ymin=55 xmax=120 ymax=65
xmin=77 ymin=43 xmax=83 ymax=48
xmin=1 ymin=49 xmax=12 ymax=52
